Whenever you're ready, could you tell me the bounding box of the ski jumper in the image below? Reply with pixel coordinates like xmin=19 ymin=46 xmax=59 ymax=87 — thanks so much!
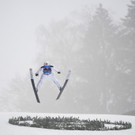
xmin=36 ymin=65 xmax=61 ymax=90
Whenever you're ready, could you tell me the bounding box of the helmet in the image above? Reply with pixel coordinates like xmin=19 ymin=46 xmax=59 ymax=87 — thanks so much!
xmin=44 ymin=61 xmax=49 ymax=65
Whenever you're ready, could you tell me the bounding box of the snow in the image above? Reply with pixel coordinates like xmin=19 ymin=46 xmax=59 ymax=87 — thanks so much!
xmin=0 ymin=112 xmax=135 ymax=135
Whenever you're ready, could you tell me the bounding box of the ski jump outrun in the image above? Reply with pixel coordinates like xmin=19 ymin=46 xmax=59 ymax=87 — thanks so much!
xmin=29 ymin=62 xmax=71 ymax=103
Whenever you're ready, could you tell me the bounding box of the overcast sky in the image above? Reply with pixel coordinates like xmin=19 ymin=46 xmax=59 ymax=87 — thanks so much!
xmin=0 ymin=0 xmax=131 ymax=90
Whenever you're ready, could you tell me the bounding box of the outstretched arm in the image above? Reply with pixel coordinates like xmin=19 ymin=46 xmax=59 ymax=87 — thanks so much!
xmin=35 ymin=67 xmax=42 ymax=76
xmin=53 ymin=67 xmax=61 ymax=74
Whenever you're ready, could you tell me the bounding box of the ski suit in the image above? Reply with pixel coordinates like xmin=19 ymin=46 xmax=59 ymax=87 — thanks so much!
xmin=36 ymin=65 xmax=61 ymax=90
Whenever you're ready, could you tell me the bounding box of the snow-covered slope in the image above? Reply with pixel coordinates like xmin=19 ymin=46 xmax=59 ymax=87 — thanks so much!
xmin=0 ymin=112 xmax=135 ymax=135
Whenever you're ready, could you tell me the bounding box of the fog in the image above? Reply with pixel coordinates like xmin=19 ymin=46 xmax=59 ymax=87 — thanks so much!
xmin=0 ymin=0 xmax=134 ymax=115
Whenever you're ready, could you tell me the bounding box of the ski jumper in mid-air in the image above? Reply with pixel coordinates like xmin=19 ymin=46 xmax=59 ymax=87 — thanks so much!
xmin=35 ymin=62 xmax=62 ymax=92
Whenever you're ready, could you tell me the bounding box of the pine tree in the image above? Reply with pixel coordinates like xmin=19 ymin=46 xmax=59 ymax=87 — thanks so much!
xmin=114 ymin=0 xmax=135 ymax=113
xmin=79 ymin=4 xmax=117 ymax=113
xmin=123 ymin=0 xmax=135 ymax=31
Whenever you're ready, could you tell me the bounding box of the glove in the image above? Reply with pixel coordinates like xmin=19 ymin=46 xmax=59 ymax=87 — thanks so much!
xmin=35 ymin=73 xmax=39 ymax=76
xmin=57 ymin=72 xmax=61 ymax=74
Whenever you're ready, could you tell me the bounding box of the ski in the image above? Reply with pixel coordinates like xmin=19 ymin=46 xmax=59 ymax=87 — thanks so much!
xmin=30 ymin=68 xmax=40 ymax=103
xmin=56 ymin=70 xmax=71 ymax=100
